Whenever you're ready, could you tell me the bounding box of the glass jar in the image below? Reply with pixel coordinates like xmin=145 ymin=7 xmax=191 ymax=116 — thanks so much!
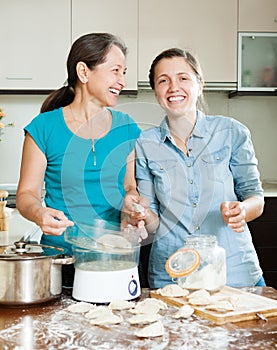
xmin=166 ymin=235 xmax=226 ymax=292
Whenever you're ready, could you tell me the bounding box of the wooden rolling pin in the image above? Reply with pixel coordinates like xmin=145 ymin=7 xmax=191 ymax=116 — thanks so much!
xmin=0 ymin=190 xmax=9 ymax=231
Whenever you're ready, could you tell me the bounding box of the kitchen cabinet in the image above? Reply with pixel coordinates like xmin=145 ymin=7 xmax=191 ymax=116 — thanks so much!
xmin=71 ymin=0 xmax=138 ymax=92
xmin=248 ymin=197 xmax=277 ymax=289
xmin=237 ymin=32 xmax=277 ymax=91
xmin=238 ymin=0 xmax=277 ymax=32
xmin=0 ymin=0 xmax=71 ymax=91
xmin=138 ymin=0 xmax=237 ymax=88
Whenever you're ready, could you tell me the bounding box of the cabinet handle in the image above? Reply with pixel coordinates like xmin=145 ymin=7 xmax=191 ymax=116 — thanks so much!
xmin=274 ymin=18 xmax=277 ymax=23
xmin=5 ymin=77 xmax=33 ymax=80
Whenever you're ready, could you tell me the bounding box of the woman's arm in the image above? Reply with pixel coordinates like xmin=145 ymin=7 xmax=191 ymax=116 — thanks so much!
xmin=16 ymin=133 xmax=73 ymax=235
xmin=221 ymin=196 xmax=264 ymax=233
xmin=122 ymin=149 xmax=160 ymax=235
xmin=222 ymin=120 xmax=265 ymax=232
xmin=123 ymin=150 xmax=138 ymax=195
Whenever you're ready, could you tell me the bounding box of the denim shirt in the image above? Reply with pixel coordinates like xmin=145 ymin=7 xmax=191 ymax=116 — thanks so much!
xmin=136 ymin=110 xmax=264 ymax=288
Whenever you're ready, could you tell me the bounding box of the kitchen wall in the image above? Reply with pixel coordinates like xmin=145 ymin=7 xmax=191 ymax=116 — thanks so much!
xmin=0 ymin=92 xmax=276 ymax=186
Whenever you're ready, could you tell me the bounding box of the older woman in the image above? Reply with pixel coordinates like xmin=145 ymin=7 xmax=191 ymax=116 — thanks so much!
xmin=16 ymin=33 xmax=141 ymax=285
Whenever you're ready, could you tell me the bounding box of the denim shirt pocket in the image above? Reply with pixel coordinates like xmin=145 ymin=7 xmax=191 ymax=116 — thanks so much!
xmin=201 ymin=146 xmax=230 ymax=182
xmin=148 ymin=159 xmax=178 ymax=194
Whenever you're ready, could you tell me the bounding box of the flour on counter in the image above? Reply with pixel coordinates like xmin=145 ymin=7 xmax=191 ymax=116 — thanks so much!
xmin=0 ymin=294 xmax=276 ymax=350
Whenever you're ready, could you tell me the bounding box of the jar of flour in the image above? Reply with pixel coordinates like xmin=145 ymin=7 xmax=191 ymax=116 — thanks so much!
xmin=165 ymin=235 xmax=226 ymax=292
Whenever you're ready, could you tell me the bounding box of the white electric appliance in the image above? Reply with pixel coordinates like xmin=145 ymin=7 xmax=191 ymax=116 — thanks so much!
xmin=65 ymin=221 xmax=141 ymax=303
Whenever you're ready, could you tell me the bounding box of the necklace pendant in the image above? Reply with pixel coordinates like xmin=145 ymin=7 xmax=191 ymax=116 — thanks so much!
xmin=91 ymin=139 xmax=96 ymax=166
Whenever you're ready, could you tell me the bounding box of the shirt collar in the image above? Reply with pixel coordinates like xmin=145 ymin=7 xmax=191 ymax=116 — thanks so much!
xmin=160 ymin=117 xmax=171 ymax=142
xmin=159 ymin=110 xmax=206 ymax=142
xmin=193 ymin=110 xmax=206 ymax=138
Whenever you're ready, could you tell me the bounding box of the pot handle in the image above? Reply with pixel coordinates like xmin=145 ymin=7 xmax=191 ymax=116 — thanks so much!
xmin=52 ymin=257 xmax=75 ymax=265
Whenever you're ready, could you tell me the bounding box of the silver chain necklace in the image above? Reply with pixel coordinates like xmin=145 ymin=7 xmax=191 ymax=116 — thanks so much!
xmin=69 ymin=105 xmax=110 ymax=166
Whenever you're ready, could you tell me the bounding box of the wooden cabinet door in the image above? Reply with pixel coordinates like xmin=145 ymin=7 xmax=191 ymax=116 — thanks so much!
xmin=0 ymin=0 xmax=71 ymax=91
xmin=72 ymin=0 xmax=138 ymax=92
xmin=238 ymin=0 xmax=277 ymax=32
xmin=138 ymin=0 xmax=237 ymax=86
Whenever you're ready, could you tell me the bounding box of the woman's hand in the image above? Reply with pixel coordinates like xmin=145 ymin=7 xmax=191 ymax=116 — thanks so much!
xmin=122 ymin=194 xmax=149 ymax=224
xmin=35 ymin=207 xmax=74 ymax=236
xmin=121 ymin=192 xmax=149 ymax=241
xmin=220 ymin=201 xmax=246 ymax=233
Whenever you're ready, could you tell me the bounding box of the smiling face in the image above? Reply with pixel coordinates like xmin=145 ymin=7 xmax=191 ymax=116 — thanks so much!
xmin=153 ymin=56 xmax=203 ymax=118
xmin=85 ymin=45 xmax=127 ymax=108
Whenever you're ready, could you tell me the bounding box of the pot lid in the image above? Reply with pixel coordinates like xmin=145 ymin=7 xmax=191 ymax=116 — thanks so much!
xmin=165 ymin=248 xmax=201 ymax=278
xmin=0 ymin=241 xmax=64 ymax=260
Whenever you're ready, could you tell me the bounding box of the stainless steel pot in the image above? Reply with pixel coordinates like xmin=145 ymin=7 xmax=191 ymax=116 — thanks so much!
xmin=0 ymin=240 xmax=73 ymax=306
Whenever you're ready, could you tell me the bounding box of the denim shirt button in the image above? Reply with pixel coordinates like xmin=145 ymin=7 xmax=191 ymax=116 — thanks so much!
xmin=190 ymin=180 xmax=193 ymax=184
xmin=193 ymin=203 xmax=197 ymax=207
xmin=216 ymin=156 xmax=220 ymax=160
xmin=196 ymin=226 xmax=200 ymax=230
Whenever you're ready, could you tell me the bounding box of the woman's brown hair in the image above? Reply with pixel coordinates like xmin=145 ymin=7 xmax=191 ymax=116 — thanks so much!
xmin=40 ymin=33 xmax=127 ymax=113
xmin=148 ymin=48 xmax=206 ymax=111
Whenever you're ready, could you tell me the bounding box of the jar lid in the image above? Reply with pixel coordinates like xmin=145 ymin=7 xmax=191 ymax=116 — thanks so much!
xmin=0 ymin=241 xmax=64 ymax=260
xmin=165 ymin=248 xmax=201 ymax=278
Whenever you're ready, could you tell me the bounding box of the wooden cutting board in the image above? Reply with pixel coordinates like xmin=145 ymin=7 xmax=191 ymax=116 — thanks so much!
xmin=150 ymin=286 xmax=277 ymax=325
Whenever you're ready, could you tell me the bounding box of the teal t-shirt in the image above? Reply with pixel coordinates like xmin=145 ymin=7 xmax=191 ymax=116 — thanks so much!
xmin=24 ymin=107 xmax=141 ymax=253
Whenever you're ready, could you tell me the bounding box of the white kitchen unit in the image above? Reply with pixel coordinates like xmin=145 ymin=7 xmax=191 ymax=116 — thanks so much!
xmin=238 ymin=0 xmax=277 ymax=32
xmin=71 ymin=0 xmax=138 ymax=92
xmin=0 ymin=0 xmax=71 ymax=91
xmin=138 ymin=0 xmax=237 ymax=89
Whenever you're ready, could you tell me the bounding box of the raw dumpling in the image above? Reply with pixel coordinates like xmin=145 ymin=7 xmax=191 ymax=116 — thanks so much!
xmin=133 ymin=203 xmax=145 ymax=215
xmin=85 ymin=305 xmax=112 ymax=319
xmin=212 ymin=295 xmax=239 ymax=308
xmin=109 ymin=299 xmax=135 ymax=310
xmin=188 ymin=289 xmax=211 ymax=306
xmin=136 ymin=298 xmax=168 ymax=310
xmin=97 ymin=233 xmax=131 ymax=249
xmin=205 ymin=295 xmax=239 ymax=312
xmin=156 ymin=284 xmax=189 ymax=297
xmin=128 ymin=313 xmax=161 ymax=325
xmin=66 ymin=302 xmax=94 ymax=313
xmin=205 ymin=300 xmax=236 ymax=312
xmin=129 ymin=302 xmax=161 ymax=314
xmin=171 ymin=305 xmax=194 ymax=319
xmin=134 ymin=320 xmax=164 ymax=338
xmin=89 ymin=313 xmax=123 ymax=325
